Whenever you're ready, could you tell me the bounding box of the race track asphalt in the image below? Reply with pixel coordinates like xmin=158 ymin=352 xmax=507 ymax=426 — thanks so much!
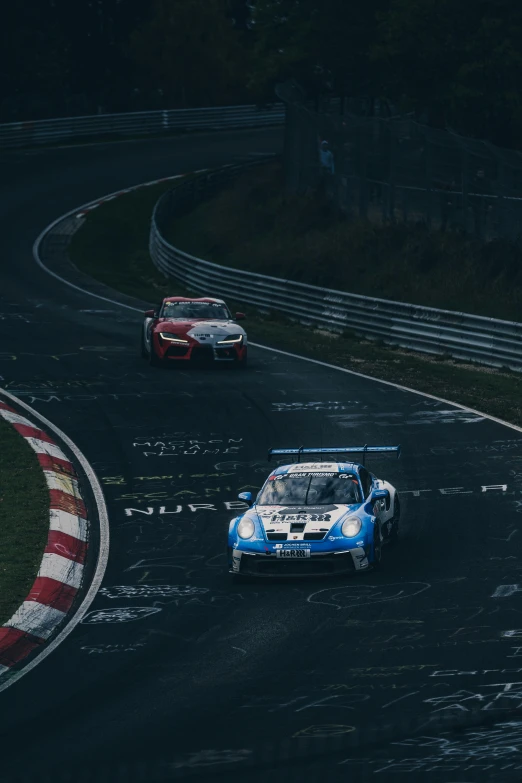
xmin=2 ymin=128 xmax=522 ymax=782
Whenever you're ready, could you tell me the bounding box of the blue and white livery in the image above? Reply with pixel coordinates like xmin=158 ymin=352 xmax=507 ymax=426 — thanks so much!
xmin=227 ymin=446 xmax=401 ymax=577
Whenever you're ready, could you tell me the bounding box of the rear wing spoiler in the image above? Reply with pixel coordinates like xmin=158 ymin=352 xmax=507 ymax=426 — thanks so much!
xmin=267 ymin=445 xmax=401 ymax=466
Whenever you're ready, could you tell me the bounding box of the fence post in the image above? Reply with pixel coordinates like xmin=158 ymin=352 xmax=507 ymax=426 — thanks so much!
xmin=388 ymin=124 xmax=396 ymax=222
xmin=358 ymin=123 xmax=368 ymax=219
xmin=495 ymin=161 xmax=505 ymax=240
xmin=424 ymin=136 xmax=432 ymax=229
xmin=461 ymin=146 xmax=470 ymax=233
xmin=484 ymin=144 xmax=507 ymax=241
xmin=284 ymin=102 xmax=302 ymax=197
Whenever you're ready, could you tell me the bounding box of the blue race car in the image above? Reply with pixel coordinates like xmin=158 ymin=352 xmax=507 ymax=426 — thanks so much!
xmin=227 ymin=445 xmax=401 ymax=577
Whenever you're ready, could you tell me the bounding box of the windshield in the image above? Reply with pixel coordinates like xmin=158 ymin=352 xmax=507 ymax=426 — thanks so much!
xmin=161 ymin=301 xmax=231 ymax=320
xmin=257 ymin=472 xmax=362 ymax=506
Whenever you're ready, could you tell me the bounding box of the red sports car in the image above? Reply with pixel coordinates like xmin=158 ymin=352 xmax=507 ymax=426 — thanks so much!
xmin=141 ymin=296 xmax=248 ymax=367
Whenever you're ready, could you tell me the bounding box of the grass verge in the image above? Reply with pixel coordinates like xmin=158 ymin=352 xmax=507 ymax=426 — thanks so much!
xmin=0 ymin=415 xmax=49 ymax=625
xmin=70 ymin=169 xmax=522 ymax=428
xmin=164 ymin=162 xmax=522 ymax=323
xmin=70 ymin=180 xmax=181 ymax=300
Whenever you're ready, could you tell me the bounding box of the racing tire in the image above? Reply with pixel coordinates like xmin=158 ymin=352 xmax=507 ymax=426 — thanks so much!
xmin=388 ymin=497 xmax=400 ymax=546
xmin=236 ymin=350 xmax=248 ymax=370
xmin=140 ymin=331 xmax=148 ymax=359
xmin=372 ymin=525 xmax=383 ymax=569
xmin=149 ymin=346 xmax=163 ymax=367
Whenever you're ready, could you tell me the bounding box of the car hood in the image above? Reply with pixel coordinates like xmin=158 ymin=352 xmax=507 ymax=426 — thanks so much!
xmin=255 ymin=504 xmax=360 ymax=540
xmin=154 ymin=319 xmax=246 ymax=339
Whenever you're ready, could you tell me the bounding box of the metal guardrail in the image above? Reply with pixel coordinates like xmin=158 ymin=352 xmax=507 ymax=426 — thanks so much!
xmin=149 ymin=161 xmax=522 ymax=372
xmin=0 ymin=104 xmax=285 ymax=150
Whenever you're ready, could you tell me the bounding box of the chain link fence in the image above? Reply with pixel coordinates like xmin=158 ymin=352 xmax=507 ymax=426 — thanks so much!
xmin=282 ymin=98 xmax=522 ymax=244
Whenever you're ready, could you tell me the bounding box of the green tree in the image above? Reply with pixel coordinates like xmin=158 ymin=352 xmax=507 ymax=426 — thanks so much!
xmin=129 ymin=0 xmax=250 ymax=107
xmin=452 ymin=2 xmax=522 ymax=145
xmin=1 ymin=2 xmax=70 ymax=119
xmin=248 ymin=0 xmax=388 ymax=106
xmin=374 ymin=0 xmax=522 ymax=145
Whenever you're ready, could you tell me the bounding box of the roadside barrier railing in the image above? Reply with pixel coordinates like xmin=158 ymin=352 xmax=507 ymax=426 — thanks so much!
xmin=149 ymin=160 xmax=522 ymax=372
xmin=0 ymin=104 xmax=285 ymax=150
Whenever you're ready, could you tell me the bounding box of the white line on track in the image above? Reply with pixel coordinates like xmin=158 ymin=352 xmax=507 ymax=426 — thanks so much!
xmin=0 ymin=388 xmax=110 ymax=693
xmin=32 ymin=190 xmax=522 ymax=439
xmin=248 ymin=343 xmax=522 ymax=435
xmin=32 ymin=175 xmax=185 ymax=313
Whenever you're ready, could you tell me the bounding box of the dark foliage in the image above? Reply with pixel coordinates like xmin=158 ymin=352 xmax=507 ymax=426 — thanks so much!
xmin=4 ymin=0 xmax=522 ymax=147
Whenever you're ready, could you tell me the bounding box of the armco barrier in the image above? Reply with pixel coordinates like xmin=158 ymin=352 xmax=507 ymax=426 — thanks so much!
xmin=0 ymin=104 xmax=285 ymax=150
xmin=149 ymin=161 xmax=522 ymax=372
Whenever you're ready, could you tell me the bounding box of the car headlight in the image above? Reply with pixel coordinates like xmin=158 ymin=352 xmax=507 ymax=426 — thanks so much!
xmin=237 ymin=517 xmax=255 ymax=539
xmin=217 ymin=334 xmax=243 ymax=345
xmin=159 ymin=333 xmax=189 ymax=344
xmin=341 ymin=516 xmax=362 ymax=538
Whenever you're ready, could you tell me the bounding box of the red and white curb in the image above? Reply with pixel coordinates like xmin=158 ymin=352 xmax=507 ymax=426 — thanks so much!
xmin=0 ymin=392 xmax=109 ymax=689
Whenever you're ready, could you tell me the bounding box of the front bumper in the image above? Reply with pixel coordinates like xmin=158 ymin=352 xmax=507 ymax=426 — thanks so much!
xmin=229 ymin=547 xmax=369 ymax=577
xmin=159 ymin=339 xmax=246 ymax=362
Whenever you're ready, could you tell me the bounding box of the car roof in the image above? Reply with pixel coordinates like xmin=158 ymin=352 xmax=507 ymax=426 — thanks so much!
xmin=270 ymin=461 xmax=363 ymax=477
xmin=162 ymin=296 xmax=225 ymax=304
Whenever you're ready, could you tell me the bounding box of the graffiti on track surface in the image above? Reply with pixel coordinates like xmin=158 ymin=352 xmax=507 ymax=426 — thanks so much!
xmin=81 ymin=607 xmax=162 ymax=624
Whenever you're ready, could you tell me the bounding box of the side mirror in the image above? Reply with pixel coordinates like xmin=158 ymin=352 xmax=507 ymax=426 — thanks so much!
xmin=371 ymin=488 xmax=389 ymax=502
xmin=235 ymin=312 xmax=246 ymax=321
xmin=144 ymin=309 xmax=157 ymax=318
xmin=238 ymin=491 xmax=253 ymax=506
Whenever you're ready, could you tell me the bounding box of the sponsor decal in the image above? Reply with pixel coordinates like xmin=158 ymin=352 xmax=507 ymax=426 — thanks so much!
xmin=288 ymin=463 xmax=338 ymax=473
xmin=277 ymin=505 xmax=338 ymax=514
xmin=350 ymin=549 xmax=369 ymax=569
xmin=168 ymin=301 xmax=223 ymax=308
xmin=285 ymin=472 xmax=337 ymax=478
xmin=272 ymin=513 xmax=332 ymax=523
